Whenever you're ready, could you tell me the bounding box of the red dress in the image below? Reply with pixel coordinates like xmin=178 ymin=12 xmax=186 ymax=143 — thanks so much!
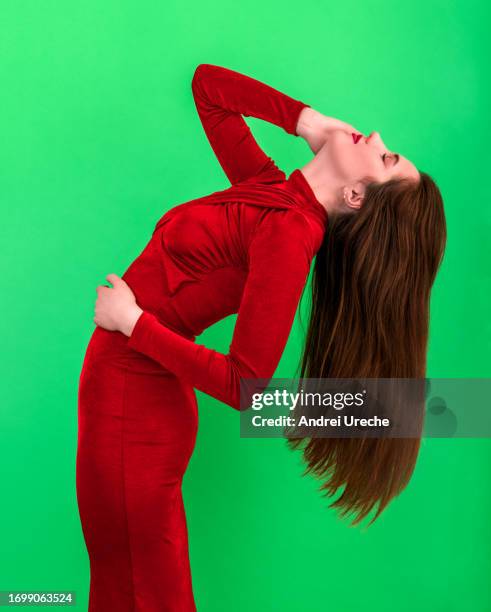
xmin=76 ymin=63 xmax=328 ymax=611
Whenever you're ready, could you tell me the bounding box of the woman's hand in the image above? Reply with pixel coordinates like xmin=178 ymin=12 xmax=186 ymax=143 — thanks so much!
xmin=296 ymin=107 xmax=362 ymax=154
xmin=94 ymin=273 xmax=143 ymax=337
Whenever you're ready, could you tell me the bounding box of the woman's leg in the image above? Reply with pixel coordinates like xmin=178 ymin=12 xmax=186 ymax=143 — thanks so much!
xmin=77 ymin=361 xmax=199 ymax=611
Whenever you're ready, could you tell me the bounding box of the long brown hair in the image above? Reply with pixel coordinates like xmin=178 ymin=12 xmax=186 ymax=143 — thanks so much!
xmin=289 ymin=171 xmax=447 ymax=527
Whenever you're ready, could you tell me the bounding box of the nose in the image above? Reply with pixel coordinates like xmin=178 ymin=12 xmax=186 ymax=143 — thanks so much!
xmin=366 ymin=131 xmax=379 ymax=144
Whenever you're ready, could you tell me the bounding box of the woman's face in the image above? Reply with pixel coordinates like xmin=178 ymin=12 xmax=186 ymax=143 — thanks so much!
xmin=326 ymin=129 xmax=420 ymax=185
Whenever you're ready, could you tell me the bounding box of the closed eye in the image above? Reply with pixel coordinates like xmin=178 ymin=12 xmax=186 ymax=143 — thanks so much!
xmin=382 ymin=152 xmax=400 ymax=166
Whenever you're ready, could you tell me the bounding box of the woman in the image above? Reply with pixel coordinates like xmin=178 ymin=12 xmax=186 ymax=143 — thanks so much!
xmin=76 ymin=63 xmax=446 ymax=611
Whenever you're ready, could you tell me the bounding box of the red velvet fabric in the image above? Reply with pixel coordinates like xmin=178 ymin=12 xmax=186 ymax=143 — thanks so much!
xmin=77 ymin=63 xmax=328 ymax=611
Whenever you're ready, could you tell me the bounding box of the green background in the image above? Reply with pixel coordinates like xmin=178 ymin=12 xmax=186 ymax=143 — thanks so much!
xmin=1 ymin=1 xmax=490 ymax=610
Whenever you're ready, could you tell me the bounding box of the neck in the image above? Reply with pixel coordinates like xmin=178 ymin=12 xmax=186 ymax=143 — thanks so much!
xmin=299 ymin=154 xmax=343 ymax=217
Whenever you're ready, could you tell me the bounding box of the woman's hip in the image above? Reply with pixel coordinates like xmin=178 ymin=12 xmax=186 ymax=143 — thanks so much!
xmin=78 ymin=361 xmax=199 ymax=476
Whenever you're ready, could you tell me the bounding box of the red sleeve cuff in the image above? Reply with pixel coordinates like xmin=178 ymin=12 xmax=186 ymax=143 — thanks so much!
xmin=287 ymin=101 xmax=311 ymax=137
xmin=127 ymin=310 xmax=160 ymax=352
xmin=126 ymin=310 xmax=199 ymax=380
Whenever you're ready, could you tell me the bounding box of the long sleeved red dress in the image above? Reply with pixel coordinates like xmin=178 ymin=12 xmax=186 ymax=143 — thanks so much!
xmin=76 ymin=63 xmax=328 ymax=612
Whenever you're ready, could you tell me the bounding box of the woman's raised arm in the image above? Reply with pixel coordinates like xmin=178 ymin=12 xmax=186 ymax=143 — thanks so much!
xmin=191 ymin=63 xmax=310 ymax=185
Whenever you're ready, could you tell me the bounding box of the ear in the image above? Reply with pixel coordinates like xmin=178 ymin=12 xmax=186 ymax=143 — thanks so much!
xmin=343 ymin=181 xmax=367 ymax=210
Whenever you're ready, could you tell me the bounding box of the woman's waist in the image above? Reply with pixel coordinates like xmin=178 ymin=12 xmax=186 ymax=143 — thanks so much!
xmin=83 ymin=319 xmax=196 ymax=376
